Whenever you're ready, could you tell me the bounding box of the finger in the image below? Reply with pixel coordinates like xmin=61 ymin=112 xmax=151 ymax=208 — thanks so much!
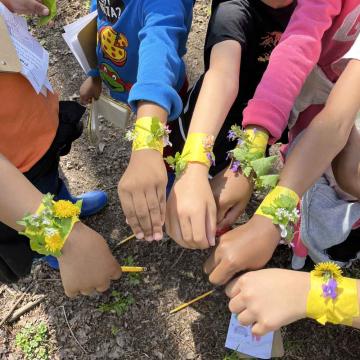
xmin=80 ymin=288 xmax=96 ymax=296
xmin=237 ymin=310 xmax=256 ymax=327
xmin=251 ymin=322 xmax=269 ymax=337
xmin=218 ymin=203 xmax=245 ymax=229
xmin=203 ymin=247 xmax=221 ymax=275
xmin=229 ymin=294 xmax=246 ymax=314
xmin=133 ymin=193 xmax=153 ymax=240
xmin=28 ymin=0 xmax=49 ymax=16
xmin=146 ymin=190 xmax=163 ymax=240
xmin=179 ymin=215 xmax=194 ymax=248
xmin=64 ymin=289 xmax=79 ymax=299
xmin=96 ymin=280 xmax=111 ymax=293
xmin=206 ymin=202 xmax=217 ymax=246
xmin=208 ymin=259 xmax=236 ymax=286
xmin=191 ymin=209 xmax=209 ymax=250
xmin=225 ymin=277 xmax=242 ymax=298
xmin=119 ymin=192 xmax=144 ymax=239
xmin=110 ymin=266 xmax=122 ymax=281
xmin=157 ymin=186 xmax=166 ymax=226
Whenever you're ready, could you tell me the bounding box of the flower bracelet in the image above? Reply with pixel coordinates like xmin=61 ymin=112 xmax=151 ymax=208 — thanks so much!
xmin=125 ymin=116 xmax=171 ymax=155
xmin=255 ymin=185 xmax=300 ymax=245
xmin=17 ymin=194 xmax=82 ymax=257
xmin=227 ymin=126 xmax=279 ymax=191
xmin=165 ymin=133 xmax=215 ymax=177
xmin=306 ymin=262 xmax=359 ymax=325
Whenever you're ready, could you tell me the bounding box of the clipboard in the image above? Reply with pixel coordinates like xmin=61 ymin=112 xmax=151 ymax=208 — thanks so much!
xmin=0 ymin=15 xmax=21 ymax=73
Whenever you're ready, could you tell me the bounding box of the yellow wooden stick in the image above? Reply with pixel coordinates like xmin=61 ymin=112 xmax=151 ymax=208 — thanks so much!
xmin=119 ymin=234 xmax=136 ymax=245
xmin=170 ymin=289 xmax=215 ymax=314
xmin=120 ymin=266 xmax=147 ymax=273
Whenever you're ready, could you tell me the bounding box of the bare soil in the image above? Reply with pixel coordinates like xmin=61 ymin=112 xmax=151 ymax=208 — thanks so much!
xmin=1 ymin=1 xmax=360 ymax=359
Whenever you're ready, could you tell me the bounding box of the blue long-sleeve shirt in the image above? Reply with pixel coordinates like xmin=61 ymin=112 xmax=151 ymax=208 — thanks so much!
xmin=90 ymin=0 xmax=193 ymax=120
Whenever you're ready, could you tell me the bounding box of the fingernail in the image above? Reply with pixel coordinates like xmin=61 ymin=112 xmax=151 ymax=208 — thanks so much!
xmin=136 ymin=232 xmax=144 ymax=240
xmin=145 ymin=236 xmax=154 ymax=241
xmin=154 ymin=233 xmax=163 ymax=241
xmin=209 ymin=237 xmax=216 ymax=247
xmin=42 ymin=8 xmax=49 ymax=16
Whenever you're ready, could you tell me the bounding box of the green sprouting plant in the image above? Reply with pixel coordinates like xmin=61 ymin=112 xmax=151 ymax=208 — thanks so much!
xmin=123 ymin=256 xmax=141 ymax=286
xmin=98 ymin=290 xmax=134 ymax=317
xmin=15 ymin=322 xmax=49 ymax=360
xmin=223 ymin=351 xmax=239 ymax=360
xmin=111 ymin=325 xmax=120 ymax=336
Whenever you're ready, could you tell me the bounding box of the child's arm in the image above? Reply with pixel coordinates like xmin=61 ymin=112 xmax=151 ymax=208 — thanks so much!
xmin=0 ymin=154 xmax=121 ymax=297
xmin=118 ymin=0 xmax=192 ymax=242
xmin=226 ymin=268 xmax=360 ymax=336
xmin=279 ymin=59 xmax=360 ymax=196
xmin=166 ymin=39 xmax=242 ymax=249
xmin=242 ymin=0 xmax=342 ymax=141
xmin=204 ymin=58 xmax=360 ymax=286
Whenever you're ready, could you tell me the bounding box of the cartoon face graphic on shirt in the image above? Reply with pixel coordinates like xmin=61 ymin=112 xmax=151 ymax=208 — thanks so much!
xmin=99 ymin=27 xmax=128 ymax=67
xmin=99 ymin=63 xmax=132 ymax=92
xmin=97 ymin=0 xmax=125 ymax=24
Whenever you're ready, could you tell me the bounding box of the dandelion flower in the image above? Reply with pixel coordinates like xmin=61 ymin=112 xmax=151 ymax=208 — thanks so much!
xmin=53 ymin=200 xmax=80 ymax=218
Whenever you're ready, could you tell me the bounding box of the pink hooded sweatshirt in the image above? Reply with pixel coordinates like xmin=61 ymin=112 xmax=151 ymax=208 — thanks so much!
xmin=242 ymin=0 xmax=360 ymax=142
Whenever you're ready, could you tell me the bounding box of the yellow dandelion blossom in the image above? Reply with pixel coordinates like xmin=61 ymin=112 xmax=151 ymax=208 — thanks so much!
xmin=53 ymin=200 xmax=80 ymax=218
xmin=313 ymin=262 xmax=342 ymax=279
xmin=45 ymin=232 xmax=64 ymax=253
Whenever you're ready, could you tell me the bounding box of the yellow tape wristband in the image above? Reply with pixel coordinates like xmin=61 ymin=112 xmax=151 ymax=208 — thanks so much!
xmin=18 ymin=194 xmax=82 ymax=257
xmin=244 ymin=128 xmax=269 ymax=155
xmin=131 ymin=117 xmax=165 ymax=154
xmin=181 ymin=132 xmax=215 ymax=168
xmin=307 ymin=271 xmax=359 ymax=325
xmin=255 ymin=186 xmax=299 ymax=220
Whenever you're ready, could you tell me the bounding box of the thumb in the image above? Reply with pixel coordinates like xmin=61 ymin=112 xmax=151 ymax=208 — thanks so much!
xmin=251 ymin=322 xmax=272 ymax=337
xmin=206 ymin=202 xmax=217 ymax=246
xmin=217 ymin=202 xmax=244 ymax=230
xmin=30 ymin=0 xmax=50 ymax=16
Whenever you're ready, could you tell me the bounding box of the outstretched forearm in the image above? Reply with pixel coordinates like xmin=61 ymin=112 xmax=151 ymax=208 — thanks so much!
xmin=279 ymin=59 xmax=360 ymax=197
xmin=188 ymin=40 xmax=241 ymax=137
xmin=0 ymin=154 xmax=43 ymax=230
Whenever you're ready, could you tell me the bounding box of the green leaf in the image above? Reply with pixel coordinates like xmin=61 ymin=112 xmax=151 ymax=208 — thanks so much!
xmin=38 ymin=0 xmax=57 ymax=26
xmin=251 ymin=156 xmax=278 ymax=177
xmin=256 ymin=174 xmax=279 ymax=191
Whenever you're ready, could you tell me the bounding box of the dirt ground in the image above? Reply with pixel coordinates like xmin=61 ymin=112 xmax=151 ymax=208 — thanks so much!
xmin=1 ymin=1 xmax=360 ymax=359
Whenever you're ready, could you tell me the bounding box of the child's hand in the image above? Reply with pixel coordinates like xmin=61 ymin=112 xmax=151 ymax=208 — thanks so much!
xmin=166 ymin=163 xmax=216 ymax=249
xmin=204 ymin=215 xmax=280 ymax=285
xmin=226 ymin=269 xmax=309 ymax=336
xmin=118 ymin=149 xmax=167 ymax=241
xmin=58 ymin=222 xmax=122 ymax=298
xmin=79 ymin=77 xmax=102 ymax=105
xmin=2 ymin=0 xmax=49 ymax=16
xmin=210 ymin=167 xmax=253 ymax=232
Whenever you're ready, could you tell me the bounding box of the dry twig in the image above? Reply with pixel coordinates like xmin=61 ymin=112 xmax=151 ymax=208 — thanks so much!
xmin=0 ymin=284 xmax=33 ymax=327
xmin=8 ymin=296 xmax=45 ymax=323
xmin=61 ymin=305 xmax=88 ymax=354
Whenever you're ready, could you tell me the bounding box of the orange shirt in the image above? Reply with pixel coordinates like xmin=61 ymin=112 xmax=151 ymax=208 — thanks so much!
xmin=0 ymin=73 xmax=59 ymax=173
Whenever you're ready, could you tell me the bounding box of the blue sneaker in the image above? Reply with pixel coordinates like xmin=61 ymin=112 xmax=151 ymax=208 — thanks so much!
xmin=44 ymin=181 xmax=109 ymax=270
xmin=56 ymin=180 xmax=108 ymax=218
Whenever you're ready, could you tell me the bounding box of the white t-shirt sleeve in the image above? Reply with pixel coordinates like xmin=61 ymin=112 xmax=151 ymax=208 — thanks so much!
xmin=343 ymin=34 xmax=360 ymax=61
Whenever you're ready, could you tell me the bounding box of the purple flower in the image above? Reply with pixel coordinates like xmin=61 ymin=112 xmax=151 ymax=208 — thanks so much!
xmin=207 ymin=152 xmax=215 ymax=167
xmin=322 ymin=278 xmax=337 ymax=299
xmin=227 ymin=130 xmax=236 ymax=141
xmin=237 ymin=138 xmax=243 ymax=146
xmin=231 ymin=161 xmax=241 ymax=173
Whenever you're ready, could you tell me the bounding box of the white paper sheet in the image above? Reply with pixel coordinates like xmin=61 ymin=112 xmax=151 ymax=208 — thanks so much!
xmin=0 ymin=3 xmax=52 ymax=94
xmin=225 ymin=314 xmax=274 ymax=359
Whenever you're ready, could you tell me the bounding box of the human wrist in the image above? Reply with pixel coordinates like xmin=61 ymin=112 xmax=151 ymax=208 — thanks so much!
xmin=255 ymin=185 xmax=300 ymax=245
xmin=18 ymin=194 xmax=82 ymax=257
xmin=166 ymin=133 xmax=215 ymax=177
xmin=184 ymin=162 xmax=209 ymax=176
xmin=60 ymin=221 xmax=83 ymax=257
xmin=306 ymin=263 xmax=359 ymax=325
